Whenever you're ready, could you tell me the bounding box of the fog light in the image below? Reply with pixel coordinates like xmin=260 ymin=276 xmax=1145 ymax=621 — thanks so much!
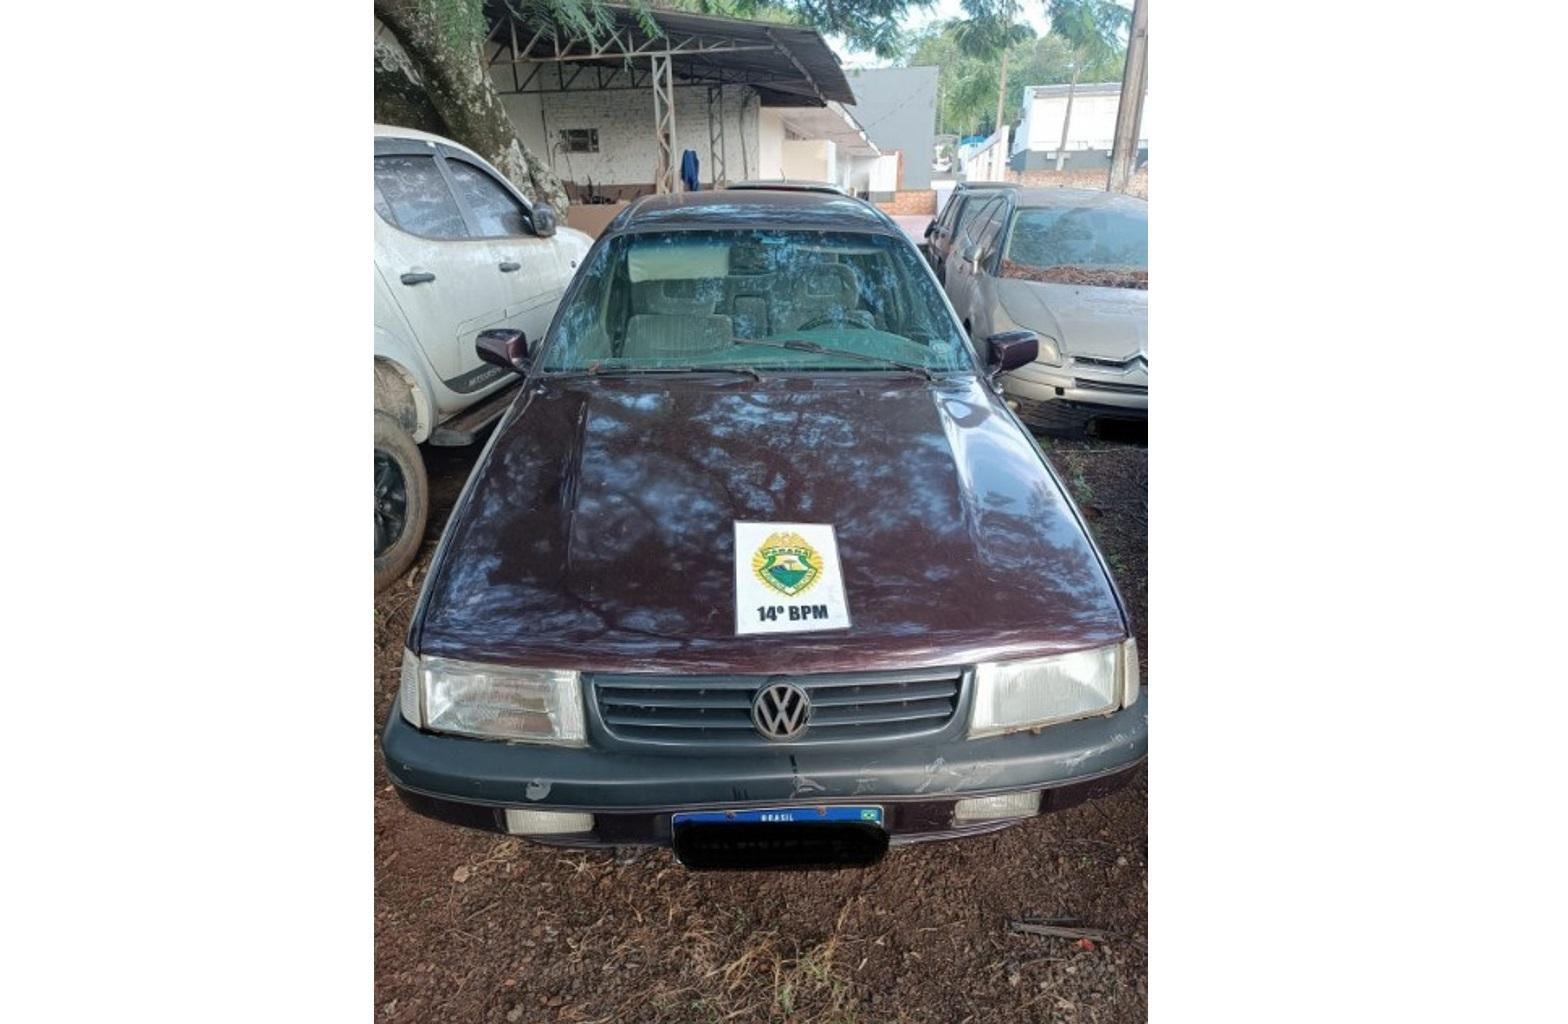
xmin=503 ymin=809 xmax=594 ymax=835
xmin=953 ymin=790 xmax=1042 ymax=823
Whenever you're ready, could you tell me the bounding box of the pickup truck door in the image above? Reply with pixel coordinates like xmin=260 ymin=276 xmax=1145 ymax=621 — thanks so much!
xmin=373 ymin=142 xmax=514 ymax=405
xmin=439 ymin=154 xmax=568 ymax=347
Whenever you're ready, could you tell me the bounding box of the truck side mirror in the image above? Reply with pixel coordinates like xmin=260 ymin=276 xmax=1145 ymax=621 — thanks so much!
xmin=476 ymin=329 xmax=529 ymax=374
xmin=530 ymin=203 xmax=558 ymax=238
xmin=986 ymin=330 xmax=1038 ymax=375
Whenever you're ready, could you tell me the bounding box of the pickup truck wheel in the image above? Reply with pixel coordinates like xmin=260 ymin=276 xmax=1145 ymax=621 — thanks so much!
xmin=374 ymin=412 xmax=428 ymax=592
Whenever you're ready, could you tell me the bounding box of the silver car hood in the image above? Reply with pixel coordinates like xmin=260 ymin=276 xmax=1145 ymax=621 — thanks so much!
xmin=995 ymin=278 xmax=1147 ymax=363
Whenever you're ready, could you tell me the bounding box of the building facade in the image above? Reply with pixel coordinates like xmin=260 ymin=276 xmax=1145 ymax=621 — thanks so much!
xmin=1011 ymin=82 xmax=1149 ymax=172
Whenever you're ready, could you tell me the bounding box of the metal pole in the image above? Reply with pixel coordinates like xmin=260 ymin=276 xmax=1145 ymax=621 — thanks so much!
xmin=1107 ymin=0 xmax=1148 ymax=193
xmin=652 ymin=53 xmax=677 ymax=193
xmin=707 ymin=85 xmax=727 ymax=187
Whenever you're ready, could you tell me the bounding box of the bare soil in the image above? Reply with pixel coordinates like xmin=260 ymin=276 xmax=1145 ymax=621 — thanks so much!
xmin=374 ymin=432 xmax=1148 ymax=1024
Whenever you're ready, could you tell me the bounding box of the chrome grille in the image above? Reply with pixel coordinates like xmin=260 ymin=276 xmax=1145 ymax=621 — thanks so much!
xmin=591 ymin=667 xmax=964 ymax=745
xmin=1074 ymin=353 xmax=1147 ymax=370
xmin=1073 ymin=378 xmax=1148 ymax=395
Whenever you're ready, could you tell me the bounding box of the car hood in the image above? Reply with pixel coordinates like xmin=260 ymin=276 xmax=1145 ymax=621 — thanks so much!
xmin=995 ymin=278 xmax=1147 ymax=363
xmin=416 ymin=374 xmax=1125 ymax=674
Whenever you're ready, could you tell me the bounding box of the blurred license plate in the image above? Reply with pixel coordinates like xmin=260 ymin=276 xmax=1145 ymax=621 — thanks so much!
xmin=672 ymin=805 xmax=883 ymax=827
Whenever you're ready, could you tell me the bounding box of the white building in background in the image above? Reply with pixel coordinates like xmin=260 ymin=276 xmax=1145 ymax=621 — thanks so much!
xmin=1011 ymin=82 xmax=1149 ymax=172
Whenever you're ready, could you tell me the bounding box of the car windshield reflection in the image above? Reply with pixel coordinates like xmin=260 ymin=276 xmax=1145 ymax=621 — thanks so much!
xmin=539 ymin=229 xmax=974 ymax=375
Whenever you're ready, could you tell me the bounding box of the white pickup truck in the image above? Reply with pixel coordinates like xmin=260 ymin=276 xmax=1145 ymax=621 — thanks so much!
xmin=374 ymin=125 xmax=591 ymax=589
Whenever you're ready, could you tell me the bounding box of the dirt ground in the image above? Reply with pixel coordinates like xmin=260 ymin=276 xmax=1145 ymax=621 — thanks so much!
xmin=374 ymin=429 xmax=1148 ymax=1024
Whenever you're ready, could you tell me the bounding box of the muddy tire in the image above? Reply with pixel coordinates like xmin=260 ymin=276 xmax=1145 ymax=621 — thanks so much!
xmin=374 ymin=412 xmax=429 ymax=592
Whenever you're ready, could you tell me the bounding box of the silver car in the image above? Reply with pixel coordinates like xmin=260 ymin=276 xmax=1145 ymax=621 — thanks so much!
xmin=941 ymin=187 xmax=1147 ymax=433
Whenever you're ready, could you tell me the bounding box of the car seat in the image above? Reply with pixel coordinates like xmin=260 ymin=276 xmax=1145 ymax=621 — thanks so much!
xmin=777 ymin=263 xmax=875 ymax=332
xmin=622 ymin=313 xmax=733 ymax=359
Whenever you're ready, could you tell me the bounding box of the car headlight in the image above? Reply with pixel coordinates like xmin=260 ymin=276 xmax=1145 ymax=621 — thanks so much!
xmin=1033 ymin=334 xmax=1061 ymax=365
xmin=399 ymin=650 xmax=587 ymax=745
xmin=969 ymin=639 xmax=1138 ymax=737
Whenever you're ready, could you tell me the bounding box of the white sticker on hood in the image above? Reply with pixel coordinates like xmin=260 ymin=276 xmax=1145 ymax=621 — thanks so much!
xmin=734 ymin=522 xmax=851 ymax=635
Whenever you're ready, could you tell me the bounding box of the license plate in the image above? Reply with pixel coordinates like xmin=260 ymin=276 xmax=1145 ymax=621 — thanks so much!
xmin=672 ymin=805 xmax=884 ymax=827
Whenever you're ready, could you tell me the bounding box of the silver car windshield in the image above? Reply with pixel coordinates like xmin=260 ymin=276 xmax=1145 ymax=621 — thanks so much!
xmin=1002 ymin=206 xmax=1148 ymax=289
xmin=539 ymin=229 xmax=973 ymax=374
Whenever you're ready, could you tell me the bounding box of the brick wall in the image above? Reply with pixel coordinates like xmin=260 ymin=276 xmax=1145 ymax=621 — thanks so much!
xmin=1005 ymin=166 xmax=1149 ymax=199
xmin=875 ymin=190 xmax=937 ymax=216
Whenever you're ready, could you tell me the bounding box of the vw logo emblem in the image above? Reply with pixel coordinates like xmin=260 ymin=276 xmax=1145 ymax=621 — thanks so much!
xmin=752 ymin=681 xmax=810 ymax=740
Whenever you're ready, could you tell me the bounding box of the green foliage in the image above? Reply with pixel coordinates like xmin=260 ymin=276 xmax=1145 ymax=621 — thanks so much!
xmin=721 ymin=0 xmax=935 ymax=57
xmin=1048 ymin=0 xmax=1130 ymax=69
xmin=902 ymin=2 xmax=1128 ymax=137
xmin=910 ymin=23 xmax=1081 ymax=135
xmin=487 ymin=1 xmax=940 ymax=59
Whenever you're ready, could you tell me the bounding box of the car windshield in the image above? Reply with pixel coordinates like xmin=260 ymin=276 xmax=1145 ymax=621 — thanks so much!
xmin=539 ymin=229 xmax=973 ymax=374
xmin=1001 ymin=206 xmax=1148 ymax=289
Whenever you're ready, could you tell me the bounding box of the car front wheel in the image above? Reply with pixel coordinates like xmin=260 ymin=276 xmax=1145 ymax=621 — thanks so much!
xmin=374 ymin=412 xmax=429 ymax=592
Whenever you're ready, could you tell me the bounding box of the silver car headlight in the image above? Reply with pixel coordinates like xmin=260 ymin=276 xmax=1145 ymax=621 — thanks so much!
xmin=969 ymin=639 xmax=1138 ymax=737
xmin=399 ymin=650 xmax=587 ymax=745
xmin=1033 ymin=333 xmax=1062 ymax=365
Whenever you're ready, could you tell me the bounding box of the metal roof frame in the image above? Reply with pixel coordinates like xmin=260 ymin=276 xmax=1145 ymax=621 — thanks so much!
xmin=481 ymin=3 xmax=858 ymax=193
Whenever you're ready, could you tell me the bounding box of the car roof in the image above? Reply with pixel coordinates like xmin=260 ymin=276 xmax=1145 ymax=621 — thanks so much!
xmin=373 ymin=123 xmax=491 ymax=167
xmin=725 ymin=180 xmax=851 ymax=196
xmin=609 ymin=189 xmax=901 ymax=236
xmin=1010 ymin=187 xmax=1147 ymax=211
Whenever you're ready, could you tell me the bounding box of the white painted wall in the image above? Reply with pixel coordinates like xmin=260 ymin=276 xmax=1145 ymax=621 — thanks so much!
xmin=780 ymin=139 xmax=837 ymax=183
xmin=486 ymin=60 xmax=760 ymax=186
xmin=1016 ymin=86 xmax=1151 ymax=155
xmin=756 ymin=107 xmax=785 ymax=179
xmin=868 ymin=153 xmax=901 ymax=193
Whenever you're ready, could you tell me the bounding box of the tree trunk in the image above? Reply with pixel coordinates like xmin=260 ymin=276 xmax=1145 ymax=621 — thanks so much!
xmin=373 ymin=2 xmax=568 ymax=212
xmin=994 ymin=47 xmax=1010 ymax=141
xmin=374 ymin=35 xmax=448 ymax=136
xmin=1055 ymin=63 xmax=1081 ymax=172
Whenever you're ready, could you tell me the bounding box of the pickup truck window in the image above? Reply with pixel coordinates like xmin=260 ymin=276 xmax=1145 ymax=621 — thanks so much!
xmin=373 ymin=155 xmax=468 ymax=240
xmin=446 ymin=160 xmax=531 ymax=238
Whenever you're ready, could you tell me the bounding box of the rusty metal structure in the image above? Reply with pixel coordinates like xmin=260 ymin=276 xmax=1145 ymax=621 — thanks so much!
xmin=482 ymin=3 xmax=856 ymax=193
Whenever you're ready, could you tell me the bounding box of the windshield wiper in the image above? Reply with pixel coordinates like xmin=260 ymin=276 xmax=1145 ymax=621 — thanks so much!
xmin=551 ymin=364 xmax=765 ymax=382
xmin=729 ymin=336 xmax=934 ymax=380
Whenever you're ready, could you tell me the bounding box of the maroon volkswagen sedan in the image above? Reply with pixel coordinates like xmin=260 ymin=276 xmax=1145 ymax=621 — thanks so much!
xmin=383 ymin=189 xmax=1144 ymax=869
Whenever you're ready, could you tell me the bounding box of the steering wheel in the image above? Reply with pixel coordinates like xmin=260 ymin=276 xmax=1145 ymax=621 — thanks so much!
xmin=796 ymin=311 xmax=872 ymax=332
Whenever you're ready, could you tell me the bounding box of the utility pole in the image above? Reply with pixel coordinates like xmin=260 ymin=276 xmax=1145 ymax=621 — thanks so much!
xmin=994 ymin=47 xmax=1010 ymax=140
xmin=1107 ymin=0 xmax=1148 ymax=193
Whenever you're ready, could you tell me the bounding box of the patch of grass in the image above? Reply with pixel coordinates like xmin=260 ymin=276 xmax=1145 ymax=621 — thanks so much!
xmin=1071 ymin=472 xmax=1095 ymax=505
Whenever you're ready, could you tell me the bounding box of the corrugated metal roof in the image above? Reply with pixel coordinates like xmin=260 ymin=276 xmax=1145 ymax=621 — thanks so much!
xmin=483 ymin=2 xmax=855 ymax=107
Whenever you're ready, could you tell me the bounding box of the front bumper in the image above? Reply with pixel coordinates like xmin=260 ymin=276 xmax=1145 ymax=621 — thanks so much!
xmin=1002 ymin=362 xmax=1148 ymax=431
xmin=380 ymin=692 xmax=1147 ymax=848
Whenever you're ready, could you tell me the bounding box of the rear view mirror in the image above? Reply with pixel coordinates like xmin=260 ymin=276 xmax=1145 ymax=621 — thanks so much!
xmin=530 ymin=203 xmax=558 ymax=238
xmin=986 ymin=330 xmax=1038 ymax=375
xmin=476 ymin=329 xmax=529 ymax=374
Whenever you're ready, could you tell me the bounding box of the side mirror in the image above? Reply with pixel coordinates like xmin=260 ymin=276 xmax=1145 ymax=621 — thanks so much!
xmin=529 ymin=203 xmax=558 ymax=238
xmin=923 ymin=219 xmax=937 ymax=238
xmin=961 ymin=242 xmax=984 ymax=270
xmin=986 ymin=330 xmax=1038 ymax=375
xmin=476 ymin=329 xmax=529 ymax=375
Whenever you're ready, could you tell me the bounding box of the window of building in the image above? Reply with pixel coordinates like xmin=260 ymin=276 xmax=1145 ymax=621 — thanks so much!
xmin=559 ymin=128 xmax=599 ymax=154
